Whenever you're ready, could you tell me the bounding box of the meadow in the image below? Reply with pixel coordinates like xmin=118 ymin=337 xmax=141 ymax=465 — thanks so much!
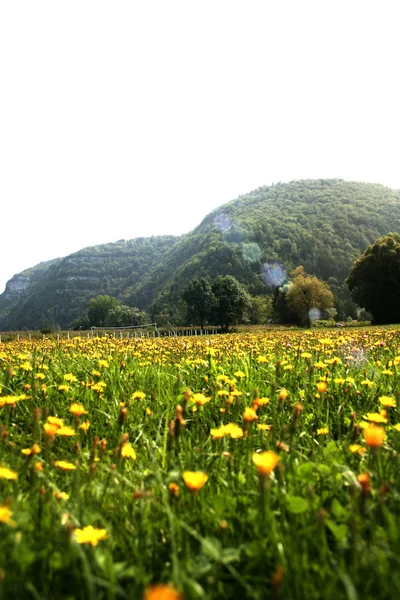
xmin=1 ymin=328 xmax=400 ymax=599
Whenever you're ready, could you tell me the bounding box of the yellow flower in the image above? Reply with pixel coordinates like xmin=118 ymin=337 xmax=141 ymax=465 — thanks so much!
xmin=21 ymin=444 xmax=41 ymax=457
xmin=120 ymin=443 xmax=137 ymax=460
xmin=243 ymin=407 xmax=258 ymax=423
xmin=74 ymin=525 xmax=108 ymax=546
xmin=256 ymin=355 xmax=268 ymax=363
xmin=363 ymin=425 xmax=385 ymax=448
xmin=278 ymin=388 xmax=289 ymax=401
xmin=44 ymin=423 xmax=59 ymax=438
xmin=257 ymin=423 xmax=272 ymax=431
xmin=349 ymin=444 xmax=367 ymax=455
xmin=64 ymin=373 xmax=78 ymax=383
xmin=379 ymin=396 xmax=396 ymax=408
xmin=131 ymin=391 xmax=146 ymax=400
xmin=357 ymin=472 xmax=371 ymax=494
xmin=363 ymin=413 xmax=388 ymax=424
xmin=316 ymin=382 xmax=327 ymax=394
xmin=47 ymin=417 xmax=64 ymax=428
xmin=392 ymin=424 xmax=400 ymax=432
xmin=56 ymin=427 xmax=77 ymax=437
xmin=252 ymin=451 xmax=279 ymax=476
xmin=234 ymin=371 xmax=246 ymax=379
xmin=361 ymin=379 xmax=374 ymax=387
xmin=79 ymin=421 xmax=90 ymax=432
xmin=229 ymin=389 xmax=243 ymax=397
xmin=317 ymin=427 xmax=329 ymax=436
xmin=20 ymin=361 xmax=32 ymax=371
xmin=54 ymin=460 xmax=77 ymax=471
xmin=0 ymin=505 xmax=16 ymax=527
xmin=57 ymin=384 xmax=70 ymax=392
xmin=210 ymin=427 xmax=226 ymax=440
xmin=168 ymin=483 xmax=180 ymax=497
xmin=314 ymin=361 xmax=327 ymax=370
xmin=143 ymin=584 xmax=183 ymax=600
xmin=192 ymin=393 xmax=211 ymax=406
xmin=54 ymin=491 xmax=69 ymax=501
xmin=69 ymin=403 xmax=88 ymax=416
xmin=98 ymin=360 xmax=109 ymax=367
xmin=223 ymin=423 xmax=244 ymax=439
xmin=182 ymin=471 xmax=208 ymax=492
xmin=255 ymin=397 xmax=270 ymax=407
xmin=0 ymin=467 xmax=18 ymax=480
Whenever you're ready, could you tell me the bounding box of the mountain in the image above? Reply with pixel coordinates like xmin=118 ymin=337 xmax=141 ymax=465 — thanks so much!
xmin=1 ymin=179 xmax=400 ymax=330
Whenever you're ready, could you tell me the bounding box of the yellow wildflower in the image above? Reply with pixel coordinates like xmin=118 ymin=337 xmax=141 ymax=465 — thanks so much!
xmin=74 ymin=525 xmax=108 ymax=546
xmin=182 ymin=471 xmax=208 ymax=492
xmin=69 ymin=403 xmax=88 ymax=416
xmin=144 ymin=584 xmax=183 ymax=600
xmin=252 ymin=451 xmax=279 ymax=476
xmin=120 ymin=443 xmax=136 ymax=460
xmin=363 ymin=425 xmax=385 ymax=448
xmin=379 ymin=396 xmax=396 ymax=408
xmin=192 ymin=393 xmax=211 ymax=406
xmin=0 ymin=505 xmax=16 ymax=527
xmin=54 ymin=460 xmax=77 ymax=471
xmin=243 ymin=407 xmax=258 ymax=423
xmin=317 ymin=428 xmax=329 ymax=436
xmin=56 ymin=427 xmax=77 ymax=437
xmin=0 ymin=467 xmax=18 ymax=480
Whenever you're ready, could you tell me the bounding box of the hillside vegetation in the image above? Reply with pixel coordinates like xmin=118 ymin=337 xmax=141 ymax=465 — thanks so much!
xmin=1 ymin=179 xmax=400 ymax=330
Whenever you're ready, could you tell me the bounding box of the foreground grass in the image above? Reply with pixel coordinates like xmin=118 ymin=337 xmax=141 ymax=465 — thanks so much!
xmin=1 ymin=328 xmax=400 ymax=599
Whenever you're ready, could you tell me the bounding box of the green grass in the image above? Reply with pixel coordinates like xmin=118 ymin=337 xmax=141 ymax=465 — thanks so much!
xmin=1 ymin=328 xmax=400 ymax=599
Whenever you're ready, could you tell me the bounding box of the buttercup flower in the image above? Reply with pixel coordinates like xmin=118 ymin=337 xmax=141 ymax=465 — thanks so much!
xmin=0 ymin=467 xmax=18 ymax=480
xmin=182 ymin=471 xmax=208 ymax=492
xmin=252 ymin=451 xmax=279 ymax=476
xmin=74 ymin=525 xmax=107 ymax=546
xmin=143 ymin=584 xmax=183 ymax=600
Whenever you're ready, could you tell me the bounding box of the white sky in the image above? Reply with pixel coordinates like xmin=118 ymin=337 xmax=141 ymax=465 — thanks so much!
xmin=1 ymin=0 xmax=399 ymax=293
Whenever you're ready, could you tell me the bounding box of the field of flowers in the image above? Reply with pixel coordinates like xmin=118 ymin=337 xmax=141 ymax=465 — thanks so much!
xmin=1 ymin=328 xmax=400 ymax=599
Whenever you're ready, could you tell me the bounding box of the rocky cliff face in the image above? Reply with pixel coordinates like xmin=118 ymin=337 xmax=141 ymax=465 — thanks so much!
xmin=4 ymin=274 xmax=30 ymax=299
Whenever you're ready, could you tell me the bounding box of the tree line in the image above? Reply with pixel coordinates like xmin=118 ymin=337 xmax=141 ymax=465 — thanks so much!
xmin=73 ymin=233 xmax=400 ymax=330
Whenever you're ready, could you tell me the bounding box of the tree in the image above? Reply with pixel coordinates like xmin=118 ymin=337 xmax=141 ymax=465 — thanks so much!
xmin=105 ymin=305 xmax=147 ymax=327
xmin=211 ymin=275 xmax=252 ymax=331
xmin=286 ymin=267 xmax=334 ymax=327
xmin=182 ymin=278 xmax=215 ymax=328
xmin=346 ymin=233 xmax=400 ymax=324
xmin=88 ymin=295 xmax=119 ymax=327
xmin=249 ymin=295 xmax=273 ymax=325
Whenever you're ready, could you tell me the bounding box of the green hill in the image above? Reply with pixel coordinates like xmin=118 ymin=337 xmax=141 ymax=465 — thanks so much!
xmin=1 ymin=179 xmax=400 ymax=330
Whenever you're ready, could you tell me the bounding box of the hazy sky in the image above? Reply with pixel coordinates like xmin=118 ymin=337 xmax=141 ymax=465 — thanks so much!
xmin=1 ymin=1 xmax=399 ymax=293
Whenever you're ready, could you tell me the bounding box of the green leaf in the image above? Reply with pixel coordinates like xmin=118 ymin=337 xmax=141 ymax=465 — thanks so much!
xmin=286 ymin=495 xmax=309 ymax=514
xmin=331 ymin=498 xmax=349 ymax=522
xmin=222 ymin=547 xmax=241 ymax=564
xmin=296 ymin=462 xmax=316 ymax=482
xmin=326 ymin=520 xmax=349 ymax=544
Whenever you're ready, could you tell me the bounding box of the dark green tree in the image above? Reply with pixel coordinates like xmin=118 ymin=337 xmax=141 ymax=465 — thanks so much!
xmin=249 ymin=295 xmax=273 ymax=324
xmin=211 ymin=275 xmax=252 ymax=331
xmin=346 ymin=233 xmax=400 ymax=324
xmin=182 ymin=278 xmax=215 ymax=329
xmin=88 ymin=295 xmax=119 ymax=327
xmin=105 ymin=305 xmax=147 ymax=327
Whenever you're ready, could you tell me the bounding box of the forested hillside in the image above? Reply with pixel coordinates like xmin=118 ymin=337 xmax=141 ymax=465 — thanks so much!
xmin=1 ymin=179 xmax=400 ymax=330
